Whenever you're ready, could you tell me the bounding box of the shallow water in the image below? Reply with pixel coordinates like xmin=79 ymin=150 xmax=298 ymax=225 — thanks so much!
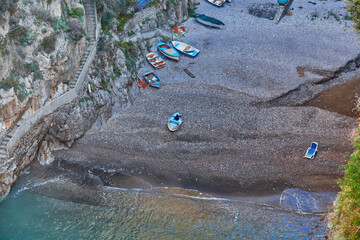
xmin=0 ymin=173 xmax=330 ymax=240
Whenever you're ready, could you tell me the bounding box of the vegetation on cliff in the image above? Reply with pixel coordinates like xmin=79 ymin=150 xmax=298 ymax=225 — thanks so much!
xmin=346 ymin=0 xmax=360 ymax=31
xmin=331 ymin=125 xmax=360 ymax=239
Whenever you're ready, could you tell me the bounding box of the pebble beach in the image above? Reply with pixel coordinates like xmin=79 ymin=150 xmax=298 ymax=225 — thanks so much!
xmin=54 ymin=0 xmax=360 ymax=196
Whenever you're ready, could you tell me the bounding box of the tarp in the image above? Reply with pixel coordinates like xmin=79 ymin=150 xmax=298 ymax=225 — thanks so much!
xmin=136 ymin=0 xmax=150 ymax=10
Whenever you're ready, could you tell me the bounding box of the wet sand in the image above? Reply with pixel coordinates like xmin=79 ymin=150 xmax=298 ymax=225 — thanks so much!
xmin=304 ymin=77 xmax=360 ymax=118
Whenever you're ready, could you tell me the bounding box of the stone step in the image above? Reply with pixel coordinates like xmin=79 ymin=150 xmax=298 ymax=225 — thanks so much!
xmin=0 ymin=149 xmax=7 ymax=155
xmin=0 ymin=154 xmax=7 ymax=159
xmin=4 ymin=136 xmax=11 ymax=141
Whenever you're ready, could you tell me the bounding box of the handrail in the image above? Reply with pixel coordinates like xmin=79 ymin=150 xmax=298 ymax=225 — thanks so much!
xmin=5 ymin=0 xmax=98 ymax=156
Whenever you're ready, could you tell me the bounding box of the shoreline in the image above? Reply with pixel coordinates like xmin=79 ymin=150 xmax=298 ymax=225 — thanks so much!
xmin=32 ymin=0 xmax=360 ymax=210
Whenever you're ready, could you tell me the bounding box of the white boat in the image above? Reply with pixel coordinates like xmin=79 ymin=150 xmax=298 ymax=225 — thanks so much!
xmin=171 ymin=41 xmax=200 ymax=58
xmin=207 ymin=0 xmax=226 ymax=7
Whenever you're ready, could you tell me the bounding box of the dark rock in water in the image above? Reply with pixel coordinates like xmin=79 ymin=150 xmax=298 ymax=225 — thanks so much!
xmin=280 ymin=188 xmax=336 ymax=212
xmin=248 ymin=3 xmax=277 ymax=20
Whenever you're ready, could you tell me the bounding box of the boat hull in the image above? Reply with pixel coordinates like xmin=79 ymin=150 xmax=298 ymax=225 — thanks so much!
xmin=146 ymin=53 xmax=165 ymax=69
xmin=168 ymin=112 xmax=182 ymax=131
xmin=143 ymin=71 xmax=160 ymax=88
xmin=167 ymin=122 xmax=181 ymax=132
xmin=207 ymin=0 xmax=225 ymax=7
xmin=171 ymin=41 xmax=200 ymax=58
xmin=195 ymin=17 xmax=224 ymax=29
xmin=157 ymin=42 xmax=180 ymax=61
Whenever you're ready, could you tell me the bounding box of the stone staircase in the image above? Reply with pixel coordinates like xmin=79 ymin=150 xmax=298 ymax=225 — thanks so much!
xmin=84 ymin=0 xmax=97 ymax=41
xmin=69 ymin=0 xmax=97 ymax=89
xmin=0 ymin=0 xmax=98 ymax=161
xmin=68 ymin=47 xmax=93 ymax=88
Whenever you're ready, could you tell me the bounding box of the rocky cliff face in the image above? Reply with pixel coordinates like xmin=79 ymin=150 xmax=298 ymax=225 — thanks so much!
xmin=0 ymin=0 xmax=195 ymax=198
xmin=0 ymin=0 xmax=87 ymax=135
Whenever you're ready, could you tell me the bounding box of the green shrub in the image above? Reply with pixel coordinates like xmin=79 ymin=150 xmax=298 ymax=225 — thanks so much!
xmin=41 ymin=35 xmax=57 ymax=54
xmin=23 ymin=62 xmax=43 ymax=80
xmin=0 ymin=74 xmax=28 ymax=102
xmin=116 ymin=13 xmax=133 ymax=33
xmin=0 ymin=0 xmax=19 ymax=14
xmin=51 ymin=17 xmax=70 ymax=33
xmin=346 ymin=0 xmax=360 ymax=31
xmin=7 ymin=26 xmax=28 ymax=43
xmin=331 ymin=126 xmax=360 ymax=239
xmin=0 ymin=34 xmax=9 ymax=56
xmin=101 ymin=11 xmax=115 ymax=32
xmin=147 ymin=0 xmax=161 ymax=8
xmin=68 ymin=7 xmax=84 ymax=18
xmin=115 ymin=40 xmax=137 ymax=74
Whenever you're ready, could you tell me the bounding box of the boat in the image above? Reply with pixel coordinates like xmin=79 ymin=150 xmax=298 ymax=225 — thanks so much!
xmin=143 ymin=71 xmax=160 ymax=88
xmin=171 ymin=41 xmax=200 ymax=58
xmin=157 ymin=42 xmax=180 ymax=61
xmin=146 ymin=52 xmax=165 ymax=69
xmin=168 ymin=112 xmax=182 ymax=131
xmin=194 ymin=13 xmax=225 ymax=29
xmin=207 ymin=0 xmax=226 ymax=7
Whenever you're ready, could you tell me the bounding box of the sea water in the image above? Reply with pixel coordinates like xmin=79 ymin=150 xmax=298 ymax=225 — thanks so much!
xmin=0 ymin=172 xmax=329 ymax=239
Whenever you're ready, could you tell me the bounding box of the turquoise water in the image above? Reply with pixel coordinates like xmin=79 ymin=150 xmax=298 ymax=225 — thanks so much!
xmin=0 ymin=174 xmax=329 ymax=239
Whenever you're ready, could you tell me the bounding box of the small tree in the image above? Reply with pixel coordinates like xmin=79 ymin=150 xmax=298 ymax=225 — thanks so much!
xmin=346 ymin=0 xmax=360 ymax=31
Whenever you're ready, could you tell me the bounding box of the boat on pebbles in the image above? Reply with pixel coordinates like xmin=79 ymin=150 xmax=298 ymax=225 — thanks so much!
xmin=171 ymin=41 xmax=200 ymax=58
xmin=168 ymin=112 xmax=182 ymax=131
xmin=146 ymin=52 xmax=165 ymax=69
xmin=194 ymin=13 xmax=225 ymax=29
xmin=157 ymin=42 xmax=180 ymax=61
xmin=207 ymin=0 xmax=226 ymax=7
xmin=143 ymin=71 xmax=161 ymax=88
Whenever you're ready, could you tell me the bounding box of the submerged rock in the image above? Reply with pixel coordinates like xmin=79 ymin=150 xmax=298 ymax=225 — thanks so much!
xmin=280 ymin=188 xmax=336 ymax=212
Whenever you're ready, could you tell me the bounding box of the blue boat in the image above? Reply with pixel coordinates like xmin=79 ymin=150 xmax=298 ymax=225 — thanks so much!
xmin=143 ymin=71 xmax=160 ymax=88
xmin=168 ymin=112 xmax=182 ymax=131
xmin=136 ymin=0 xmax=149 ymax=10
xmin=157 ymin=42 xmax=179 ymax=61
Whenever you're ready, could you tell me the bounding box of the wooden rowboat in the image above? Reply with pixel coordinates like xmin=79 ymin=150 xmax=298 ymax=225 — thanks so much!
xmin=207 ymin=0 xmax=226 ymax=7
xmin=168 ymin=112 xmax=182 ymax=131
xmin=143 ymin=71 xmax=160 ymax=88
xmin=157 ymin=42 xmax=180 ymax=61
xmin=146 ymin=52 xmax=165 ymax=69
xmin=171 ymin=41 xmax=200 ymax=58
xmin=194 ymin=13 xmax=225 ymax=29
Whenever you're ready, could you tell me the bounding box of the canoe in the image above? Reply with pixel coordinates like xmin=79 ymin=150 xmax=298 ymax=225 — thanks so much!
xmin=207 ymin=0 xmax=226 ymax=7
xmin=171 ymin=41 xmax=200 ymax=58
xmin=143 ymin=71 xmax=160 ymax=88
xmin=146 ymin=52 xmax=165 ymax=69
xmin=168 ymin=112 xmax=182 ymax=132
xmin=194 ymin=13 xmax=225 ymax=29
xmin=157 ymin=42 xmax=180 ymax=61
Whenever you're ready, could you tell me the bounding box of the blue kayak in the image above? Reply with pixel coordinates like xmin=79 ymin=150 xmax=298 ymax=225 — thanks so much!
xmin=168 ymin=112 xmax=182 ymax=131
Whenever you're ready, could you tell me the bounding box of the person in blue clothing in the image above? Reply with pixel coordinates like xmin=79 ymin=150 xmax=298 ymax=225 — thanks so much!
xmin=278 ymin=0 xmax=288 ymax=6
xmin=174 ymin=114 xmax=180 ymax=121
